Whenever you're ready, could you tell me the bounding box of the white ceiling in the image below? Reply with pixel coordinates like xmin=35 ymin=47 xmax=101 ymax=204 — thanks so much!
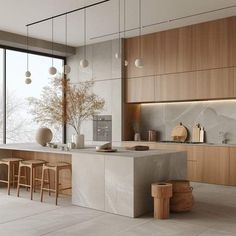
xmin=0 ymin=0 xmax=236 ymax=47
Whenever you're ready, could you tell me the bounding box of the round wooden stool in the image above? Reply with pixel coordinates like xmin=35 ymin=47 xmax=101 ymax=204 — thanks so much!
xmin=151 ymin=182 xmax=173 ymax=219
xmin=17 ymin=159 xmax=46 ymax=200
xmin=40 ymin=162 xmax=72 ymax=205
xmin=0 ymin=158 xmax=23 ymax=195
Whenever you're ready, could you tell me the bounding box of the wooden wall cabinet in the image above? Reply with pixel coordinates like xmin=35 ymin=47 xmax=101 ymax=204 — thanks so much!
xmin=126 ymin=76 xmax=155 ymax=103
xmin=125 ymin=16 xmax=236 ymax=103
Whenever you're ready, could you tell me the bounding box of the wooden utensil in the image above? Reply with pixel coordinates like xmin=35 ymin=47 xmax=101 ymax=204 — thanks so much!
xmin=171 ymin=123 xmax=188 ymax=142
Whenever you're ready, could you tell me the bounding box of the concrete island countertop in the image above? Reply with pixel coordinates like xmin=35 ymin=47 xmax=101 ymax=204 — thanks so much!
xmin=0 ymin=143 xmax=185 ymax=159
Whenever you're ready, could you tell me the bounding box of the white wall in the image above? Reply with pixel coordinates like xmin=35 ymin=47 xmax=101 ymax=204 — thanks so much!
xmin=67 ymin=39 xmax=122 ymax=143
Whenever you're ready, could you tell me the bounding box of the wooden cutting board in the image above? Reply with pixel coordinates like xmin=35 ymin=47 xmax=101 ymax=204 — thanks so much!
xmin=192 ymin=124 xmax=200 ymax=142
xmin=171 ymin=123 xmax=188 ymax=142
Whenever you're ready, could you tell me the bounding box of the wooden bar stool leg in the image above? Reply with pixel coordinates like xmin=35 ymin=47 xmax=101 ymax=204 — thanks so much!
xmin=40 ymin=167 xmax=45 ymax=202
xmin=55 ymin=168 xmax=59 ymax=205
xmin=47 ymin=169 xmax=51 ymax=196
xmin=33 ymin=168 xmax=36 ymax=193
xmin=12 ymin=163 xmax=15 ymax=188
xmin=17 ymin=165 xmax=22 ymax=197
xmin=30 ymin=166 xmax=34 ymax=200
xmin=7 ymin=163 xmax=11 ymax=195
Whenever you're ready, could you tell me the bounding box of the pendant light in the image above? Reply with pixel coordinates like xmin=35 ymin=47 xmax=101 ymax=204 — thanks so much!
xmin=134 ymin=0 xmax=144 ymax=68
xmin=49 ymin=18 xmax=57 ymax=75
xmin=80 ymin=7 xmax=89 ymax=68
xmin=115 ymin=0 xmax=121 ymax=59
xmin=124 ymin=0 xmax=128 ymax=66
xmin=25 ymin=26 xmax=32 ymax=84
xmin=63 ymin=14 xmax=71 ymax=75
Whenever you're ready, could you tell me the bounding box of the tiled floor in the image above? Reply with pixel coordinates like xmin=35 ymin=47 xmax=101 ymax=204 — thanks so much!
xmin=0 ymin=183 xmax=236 ymax=236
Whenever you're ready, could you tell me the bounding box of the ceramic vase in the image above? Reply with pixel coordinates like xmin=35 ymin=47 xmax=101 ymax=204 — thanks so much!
xmin=134 ymin=133 xmax=141 ymax=141
xmin=36 ymin=127 xmax=53 ymax=146
xmin=72 ymin=134 xmax=84 ymax=149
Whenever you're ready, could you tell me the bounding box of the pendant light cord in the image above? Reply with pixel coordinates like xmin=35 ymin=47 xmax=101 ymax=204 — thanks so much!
xmin=139 ymin=0 xmax=142 ymax=58
xmin=65 ymin=14 xmax=68 ymax=57
xmin=51 ymin=18 xmax=54 ymax=66
xmin=84 ymin=7 xmax=87 ymax=59
xmin=26 ymin=26 xmax=29 ymax=71
xmin=118 ymin=0 xmax=120 ymax=55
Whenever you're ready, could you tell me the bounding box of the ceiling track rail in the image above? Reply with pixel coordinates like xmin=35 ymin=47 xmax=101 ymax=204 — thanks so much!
xmin=26 ymin=0 xmax=111 ymax=27
xmin=90 ymin=4 xmax=236 ymax=40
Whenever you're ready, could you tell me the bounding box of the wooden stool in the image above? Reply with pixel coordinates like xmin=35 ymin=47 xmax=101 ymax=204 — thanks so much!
xmin=151 ymin=182 xmax=173 ymax=219
xmin=40 ymin=162 xmax=72 ymax=205
xmin=0 ymin=158 xmax=23 ymax=195
xmin=17 ymin=159 xmax=46 ymax=200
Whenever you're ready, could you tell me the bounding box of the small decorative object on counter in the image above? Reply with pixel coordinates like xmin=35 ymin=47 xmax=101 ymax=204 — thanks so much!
xmin=134 ymin=133 xmax=141 ymax=141
xmin=171 ymin=123 xmax=188 ymax=142
xmin=199 ymin=126 xmax=205 ymax=143
xmin=126 ymin=145 xmax=149 ymax=151
xmin=67 ymin=142 xmax=76 ymax=149
xmin=151 ymin=182 xmax=173 ymax=219
xmin=167 ymin=180 xmax=194 ymax=212
xmin=35 ymin=127 xmax=53 ymax=146
xmin=73 ymin=134 xmax=84 ymax=149
xmin=148 ymin=130 xmax=157 ymax=142
xmin=192 ymin=124 xmax=200 ymax=142
xmin=96 ymin=142 xmax=117 ymax=152
xmin=133 ymin=121 xmax=141 ymax=141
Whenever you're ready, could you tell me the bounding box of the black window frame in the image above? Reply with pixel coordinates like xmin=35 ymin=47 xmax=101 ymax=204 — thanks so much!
xmin=0 ymin=45 xmax=67 ymax=144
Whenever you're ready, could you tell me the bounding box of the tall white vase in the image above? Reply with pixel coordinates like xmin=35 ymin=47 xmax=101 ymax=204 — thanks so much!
xmin=75 ymin=134 xmax=84 ymax=149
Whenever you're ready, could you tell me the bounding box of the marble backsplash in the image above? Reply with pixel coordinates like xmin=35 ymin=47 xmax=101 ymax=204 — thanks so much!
xmin=140 ymin=101 xmax=236 ymax=144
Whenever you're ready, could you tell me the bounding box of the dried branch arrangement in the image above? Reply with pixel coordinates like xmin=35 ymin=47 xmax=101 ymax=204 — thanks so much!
xmin=28 ymin=77 xmax=105 ymax=134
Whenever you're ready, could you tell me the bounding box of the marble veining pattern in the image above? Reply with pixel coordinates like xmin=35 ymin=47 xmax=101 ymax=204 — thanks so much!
xmin=141 ymin=101 xmax=236 ymax=144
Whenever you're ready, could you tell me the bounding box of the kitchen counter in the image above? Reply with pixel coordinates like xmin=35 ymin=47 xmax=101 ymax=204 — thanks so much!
xmin=121 ymin=140 xmax=236 ymax=147
xmin=0 ymin=143 xmax=187 ymax=217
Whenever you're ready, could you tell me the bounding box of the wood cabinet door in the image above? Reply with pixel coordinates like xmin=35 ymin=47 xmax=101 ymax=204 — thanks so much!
xmin=196 ymin=68 xmax=234 ymax=99
xmin=192 ymin=18 xmax=229 ymax=70
xmin=199 ymin=146 xmax=230 ymax=185
xmin=125 ymin=34 xmax=155 ymax=78
xmin=229 ymin=148 xmax=236 ymax=186
xmin=126 ymin=76 xmax=155 ymax=103
xmin=156 ymin=72 xmax=197 ymax=101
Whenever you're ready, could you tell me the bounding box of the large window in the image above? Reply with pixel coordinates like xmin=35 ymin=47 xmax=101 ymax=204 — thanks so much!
xmin=0 ymin=49 xmax=4 ymax=144
xmin=0 ymin=48 xmax=64 ymax=144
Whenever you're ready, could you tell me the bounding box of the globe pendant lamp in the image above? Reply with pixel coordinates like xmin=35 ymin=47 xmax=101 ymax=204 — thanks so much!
xmin=135 ymin=0 xmax=144 ymax=68
xmin=63 ymin=14 xmax=71 ymax=75
xmin=25 ymin=26 xmax=32 ymax=84
xmin=49 ymin=18 xmax=57 ymax=76
xmin=115 ymin=0 xmax=121 ymax=59
xmin=80 ymin=8 xmax=89 ymax=68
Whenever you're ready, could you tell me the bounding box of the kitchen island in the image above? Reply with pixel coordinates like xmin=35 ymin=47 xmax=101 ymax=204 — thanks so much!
xmin=0 ymin=144 xmax=187 ymax=217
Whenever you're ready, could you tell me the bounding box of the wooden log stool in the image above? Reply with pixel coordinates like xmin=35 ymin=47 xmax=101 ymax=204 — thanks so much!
xmin=40 ymin=162 xmax=72 ymax=205
xmin=17 ymin=159 xmax=46 ymax=200
xmin=0 ymin=158 xmax=23 ymax=195
xmin=151 ymin=182 xmax=173 ymax=219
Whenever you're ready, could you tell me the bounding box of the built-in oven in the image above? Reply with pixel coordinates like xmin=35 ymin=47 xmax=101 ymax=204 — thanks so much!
xmin=93 ymin=115 xmax=112 ymax=141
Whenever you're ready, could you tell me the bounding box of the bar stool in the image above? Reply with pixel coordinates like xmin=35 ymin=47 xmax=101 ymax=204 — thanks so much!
xmin=0 ymin=158 xmax=23 ymax=195
xmin=40 ymin=162 xmax=72 ymax=205
xmin=17 ymin=159 xmax=46 ymax=200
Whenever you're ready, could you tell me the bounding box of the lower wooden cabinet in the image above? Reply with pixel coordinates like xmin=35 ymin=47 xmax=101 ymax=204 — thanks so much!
xmin=122 ymin=142 xmax=236 ymax=186
xmin=229 ymin=148 xmax=236 ymax=186
xmin=199 ymin=146 xmax=230 ymax=185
